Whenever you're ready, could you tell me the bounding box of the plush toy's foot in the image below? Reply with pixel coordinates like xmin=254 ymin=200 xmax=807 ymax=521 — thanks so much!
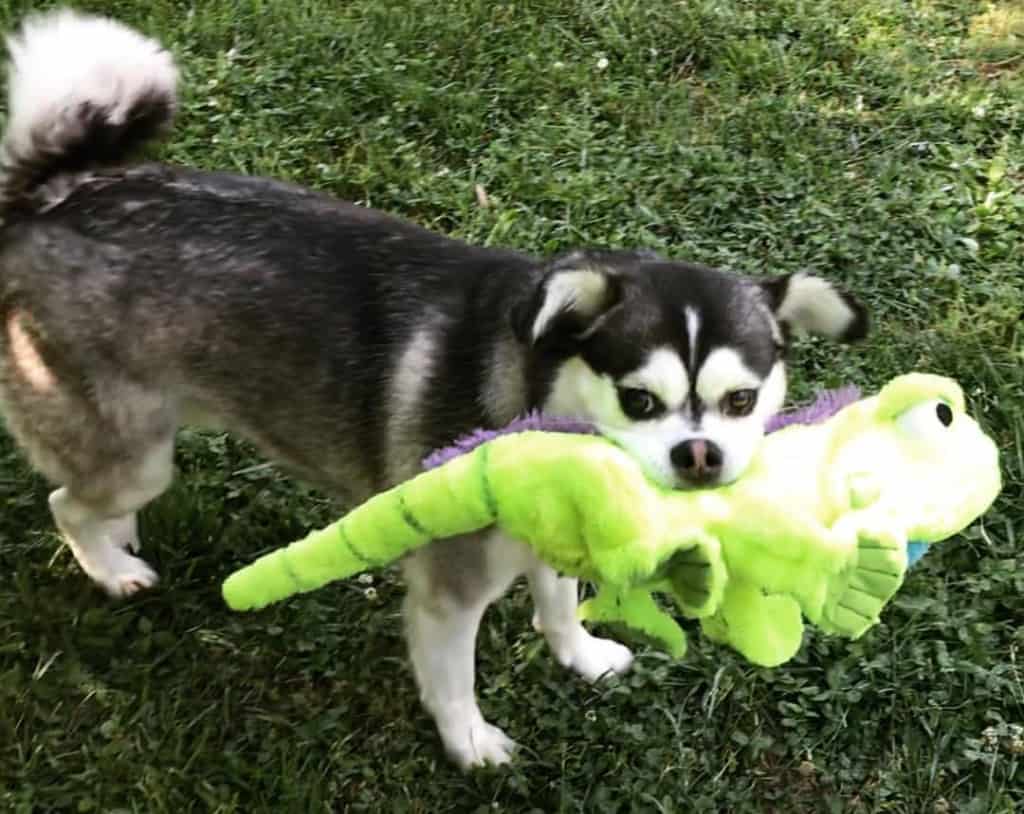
xmin=660 ymin=533 xmax=727 ymax=617
xmin=822 ymin=519 xmax=908 ymax=638
xmin=579 ymin=588 xmax=688 ymax=658
xmin=700 ymin=583 xmax=805 ymax=667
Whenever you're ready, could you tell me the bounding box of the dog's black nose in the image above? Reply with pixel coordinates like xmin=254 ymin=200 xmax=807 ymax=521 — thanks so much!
xmin=670 ymin=439 xmax=724 ymax=485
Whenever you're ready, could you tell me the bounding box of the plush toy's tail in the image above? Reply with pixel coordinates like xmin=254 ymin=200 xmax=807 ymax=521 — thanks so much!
xmin=223 ymin=520 xmax=376 ymax=611
xmin=223 ymin=446 xmax=498 ymax=610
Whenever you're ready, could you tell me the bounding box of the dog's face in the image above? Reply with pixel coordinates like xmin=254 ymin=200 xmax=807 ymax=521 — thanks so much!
xmin=514 ymin=250 xmax=868 ymax=489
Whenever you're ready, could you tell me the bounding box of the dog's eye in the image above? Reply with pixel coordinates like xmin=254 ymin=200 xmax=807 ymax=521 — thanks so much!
xmin=617 ymin=387 xmax=664 ymax=420
xmin=722 ymin=389 xmax=758 ymax=417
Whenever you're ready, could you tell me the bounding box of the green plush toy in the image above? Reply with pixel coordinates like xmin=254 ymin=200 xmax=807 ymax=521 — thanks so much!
xmin=222 ymin=373 xmax=1001 ymax=666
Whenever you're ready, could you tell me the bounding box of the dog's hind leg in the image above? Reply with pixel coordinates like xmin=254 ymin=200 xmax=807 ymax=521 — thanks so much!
xmin=1 ymin=310 xmax=175 ymax=596
xmin=48 ymin=437 xmax=173 ymax=597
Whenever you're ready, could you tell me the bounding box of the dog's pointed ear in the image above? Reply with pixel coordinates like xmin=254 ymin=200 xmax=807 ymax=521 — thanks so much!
xmin=759 ymin=273 xmax=869 ymax=343
xmin=512 ymin=255 xmax=624 ymax=348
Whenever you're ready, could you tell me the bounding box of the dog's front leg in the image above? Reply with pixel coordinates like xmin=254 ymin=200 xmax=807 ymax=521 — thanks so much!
xmin=527 ymin=565 xmax=634 ymax=682
xmin=401 ymin=532 xmax=524 ymax=769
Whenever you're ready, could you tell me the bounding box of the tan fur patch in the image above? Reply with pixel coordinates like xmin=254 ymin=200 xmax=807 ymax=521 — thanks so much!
xmin=7 ymin=311 xmax=56 ymax=393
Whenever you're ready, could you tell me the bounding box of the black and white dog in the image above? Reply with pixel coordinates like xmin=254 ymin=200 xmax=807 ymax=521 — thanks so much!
xmin=0 ymin=10 xmax=868 ymax=767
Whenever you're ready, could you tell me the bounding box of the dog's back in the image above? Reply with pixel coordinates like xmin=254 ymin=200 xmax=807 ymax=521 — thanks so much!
xmin=3 ymin=163 xmax=531 ymax=491
xmin=0 ymin=6 xmax=540 ymax=501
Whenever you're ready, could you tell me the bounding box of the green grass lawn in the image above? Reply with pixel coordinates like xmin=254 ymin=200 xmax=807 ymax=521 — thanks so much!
xmin=1 ymin=0 xmax=1023 ymax=810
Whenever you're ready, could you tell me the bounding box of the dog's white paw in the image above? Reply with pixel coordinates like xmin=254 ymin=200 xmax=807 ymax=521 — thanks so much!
xmin=84 ymin=545 xmax=160 ymax=598
xmin=551 ymin=629 xmax=634 ymax=683
xmin=122 ymin=529 xmax=142 ymax=555
xmin=50 ymin=491 xmax=155 ymax=597
xmin=107 ymin=513 xmax=141 ymax=554
xmin=438 ymin=710 xmax=518 ymax=770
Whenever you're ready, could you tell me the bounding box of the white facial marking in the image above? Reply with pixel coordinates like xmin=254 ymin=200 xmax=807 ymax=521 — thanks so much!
xmin=776 ymin=273 xmax=855 ymax=338
xmin=598 ymin=413 xmax=693 ymax=487
xmin=531 ymin=270 xmax=609 ymax=342
xmin=544 ymin=351 xmax=786 ymax=490
xmin=545 ymin=358 xmax=692 ymax=488
xmin=619 ymin=347 xmax=689 ymax=410
xmin=698 ymin=361 xmax=786 ymax=484
xmin=684 ymin=306 xmax=701 ymax=372
xmin=695 ymin=348 xmax=762 ymax=406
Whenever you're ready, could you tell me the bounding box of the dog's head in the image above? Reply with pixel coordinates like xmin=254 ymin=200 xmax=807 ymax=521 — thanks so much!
xmin=513 ymin=250 xmax=868 ymax=489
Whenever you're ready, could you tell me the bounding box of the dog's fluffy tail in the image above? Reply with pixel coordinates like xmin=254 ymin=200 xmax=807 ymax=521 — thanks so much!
xmin=0 ymin=9 xmax=178 ymax=214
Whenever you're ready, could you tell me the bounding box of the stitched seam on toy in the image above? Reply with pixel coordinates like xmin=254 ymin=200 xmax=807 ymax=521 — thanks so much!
xmin=281 ymin=551 xmax=312 ymax=591
xmin=857 ymin=566 xmax=902 ymax=578
xmin=338 ymin=521 xmax=374 ymax=567
xmin=836 ymin=602 xmax=873 ymax=622
xmin=478 ymin=444 xmax=498 ymax=520
xmin=397 ymin=489 xmax=433 ymax=539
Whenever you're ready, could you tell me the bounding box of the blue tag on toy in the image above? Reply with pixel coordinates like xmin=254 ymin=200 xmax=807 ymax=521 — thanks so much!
xmin=907 ymin=541 xmax=929 ymax=567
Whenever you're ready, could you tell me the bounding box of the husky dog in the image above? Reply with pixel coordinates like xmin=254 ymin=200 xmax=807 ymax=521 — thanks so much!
xmin=0 ymin=10 xmax=868 ymax=768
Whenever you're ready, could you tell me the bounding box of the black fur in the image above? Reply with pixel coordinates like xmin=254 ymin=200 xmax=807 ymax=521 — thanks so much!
xmin=1 ymin=90 xmax=175 ymax=215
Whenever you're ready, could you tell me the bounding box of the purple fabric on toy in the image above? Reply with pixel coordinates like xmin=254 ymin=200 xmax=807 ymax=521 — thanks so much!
xmin=422 ymin=412 xmax=597 ymax=470
xmin=422 ymin=386 xmax=862 ymax=471
xmin=764 ymin=385 xmax=861 ymax=434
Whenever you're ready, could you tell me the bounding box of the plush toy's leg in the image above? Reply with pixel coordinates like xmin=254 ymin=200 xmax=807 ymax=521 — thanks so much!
xmin=578 ymin=587 xmax=688 ymax=658
xmin=700 ymin=581 xmax=805 ymax=667
xmin=659 ymin=533 xmax=727 ymax=618
xmin=528 ymin=565 xmax=634 ymax=682
xmin=401 ymin=532 xmax=526 ymax=770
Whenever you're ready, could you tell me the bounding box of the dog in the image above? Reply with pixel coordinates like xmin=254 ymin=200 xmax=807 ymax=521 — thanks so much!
xmin=0 ymin=9 xmax=868 ymax=768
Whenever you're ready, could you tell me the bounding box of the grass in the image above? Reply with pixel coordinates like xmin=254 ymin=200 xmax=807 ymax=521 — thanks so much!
xmin=1 ymin=0 xmax=1023 ymax=810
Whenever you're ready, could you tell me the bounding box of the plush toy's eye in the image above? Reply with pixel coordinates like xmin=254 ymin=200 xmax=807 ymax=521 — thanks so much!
xmin=617 ymin=387 xmax=665 ymax=420
xmin=896 ymin=399 xmax=956 ymax=439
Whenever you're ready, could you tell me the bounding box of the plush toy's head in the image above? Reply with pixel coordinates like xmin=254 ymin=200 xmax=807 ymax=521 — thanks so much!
xmin=823 ymin=373 xmax=1001 ymax=542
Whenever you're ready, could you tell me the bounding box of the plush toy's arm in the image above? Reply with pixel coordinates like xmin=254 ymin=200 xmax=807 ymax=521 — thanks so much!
xmin=711 ymin=494 xmax=855 ymax=609
xmin=692 ymin=508 xmax=907 ymax=665
xmin=716 ymin=502 xmax=908 ymax=642
xmin=812 ymin=509 xmax=909 ymax=638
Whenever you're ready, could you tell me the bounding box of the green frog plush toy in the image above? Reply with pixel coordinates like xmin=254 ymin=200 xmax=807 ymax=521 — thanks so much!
xmin=222 ymin=373 xmax=1001 ymax=667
